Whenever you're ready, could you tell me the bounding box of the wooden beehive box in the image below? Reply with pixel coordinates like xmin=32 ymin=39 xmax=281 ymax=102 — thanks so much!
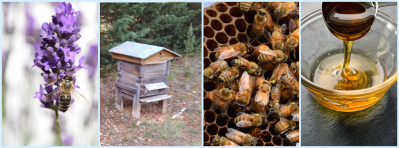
xmin=109 ymin=41 xmax=181 ymax=118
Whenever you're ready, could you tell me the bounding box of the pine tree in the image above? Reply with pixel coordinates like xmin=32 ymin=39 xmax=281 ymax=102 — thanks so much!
xmin=100 ymin=3 xmax=201 ymax=67
xmin=184 ymin=22 xmax=195 ymax=67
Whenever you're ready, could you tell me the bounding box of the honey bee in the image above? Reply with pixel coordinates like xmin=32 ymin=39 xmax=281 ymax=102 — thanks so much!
xmin=234 ymin=71 xmax=255 ymax=111
xmin=276 ymin=102 xmax=299 ymax=118
xmin=239 ymin=2 xmax=253 ymax=14
xmin=270 ymin=63 xmax=289 ymax=85
xmin=274 ymin=117 xmax=296 ymax=134
xmin=284 ymin=130 xmax=299 ymax=145
xmin=263 ymin=24 xmax=287 ymax=51
xmin=249 ymin=127 xmax=262 ymax=137
xmin=275 ymin=2 xmax=297 ymax=19
xmin=254 ymin=77 xmax=271 ymax=109
xmin=215 ymin=42 xmax=252 ymax=60
xmin=269 ymin=82 xmax=282 ymax=115
xmin=212 ymin=86 xmax=232 ymax=115
xmin=285 ymin=19 xmax=299 ymax=55
xmin=234 ymin=112 xmax=267 ymax=127
xmin=212 ymin=135 xmax=239 ymax=146
xmin=218 ymin=67 xmax=240 ymax=83
xmin=281 ymin=71 xmax=299 ymax=95
xmin=204 ymin=60 xmax=229 ymax=83
xmin=290 ymin=62 xmax=299 ymax=80
xmin=257 ymin=45 xmax=276 ymax=62
xmin=253 ymin=9 xmax=268 ymax=39
xmin=231 ymin=56 xmax=262 ymax=77
xmin=268 ymin=2 xmax=283 ymax=12
xmin=226 ymin=128 xmax=257 ymax=146
xmin=291 ymin=111 xmax=299 ymax=122
xmin=43 ymin=75 xmax=88 ymax=112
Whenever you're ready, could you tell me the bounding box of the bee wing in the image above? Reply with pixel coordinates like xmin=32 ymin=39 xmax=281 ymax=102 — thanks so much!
xmin=291 ymin=111 xmax=299 ymax=122
xmin=254 ymin=90 xmax=265 ymax=102
xmin=236 ymin=120 xmax=253 ymax=127
xmin=263 ymin=31 xmax=273 ymax=43
xmin=71 ymin=88 xmax=89 ymax=105
xmin=216 ymin=45 xmax=240 ymax=60
xmin=280 ymin=23 xmax=287 ymax=35
xmin=258 ymin=48 xmax=277 ymax=57
xmin=42 ymin=88 xmax=61 ymax=102
xmin=289 ymin=19 xmax=296 ymax=34
xmin=236 ymin=111 xmax=251 ymax=116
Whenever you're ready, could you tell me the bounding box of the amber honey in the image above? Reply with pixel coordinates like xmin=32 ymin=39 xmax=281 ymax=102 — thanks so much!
xmin=315 ymin=2 xmax=378 ymax=90
xmin=322 ymin=2 xmax=375 ymax=41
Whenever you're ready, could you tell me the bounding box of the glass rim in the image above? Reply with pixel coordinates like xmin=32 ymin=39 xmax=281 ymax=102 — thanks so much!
xmin=301 ymin=8 xmax=398 ymax=96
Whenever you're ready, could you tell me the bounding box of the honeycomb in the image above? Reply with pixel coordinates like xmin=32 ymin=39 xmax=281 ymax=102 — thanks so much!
xmin=203 ymin=2 xmax=299 ymax=146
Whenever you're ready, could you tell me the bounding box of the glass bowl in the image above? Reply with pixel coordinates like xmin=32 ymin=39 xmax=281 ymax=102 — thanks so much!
xmin=301 ymin=9 xmax=397 ymax=112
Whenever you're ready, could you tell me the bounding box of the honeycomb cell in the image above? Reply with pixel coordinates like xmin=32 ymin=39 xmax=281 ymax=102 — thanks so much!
xmin=204 ymin=132 xmax=210 ymax=143
xmin=216 ymin=114 xmax=229 ymax=126
xmin=204 ymin=26 xmax=215 ymax=38
xmin=204 ymin=47 xmax=208 ymax=57
xmin=209 ymin=52 xmax=217 ymax=62
xmin=205 ymin=111 xmax=216 ymax=123
xmin=244 ymin=9 xmax=256 ymax=24
xmin=215 ymin=32 xmax=229 ymax=44
xmin=204 ymin=57 xmax=211 ymax=68
xmin=204 ymin=98 xmax=213 ymax=110
xmin=265 ymin=143 xmax=275 ymax=146
xmin=207 ymin=124 xmax=219 ymax=135
xmin=218 ymin=127 xmax=228 ymax=137
xmin=229 ymin=7 xmax=242 ymax=17
xmin=256 ymin=139 xmax=264 ymax=146
xmin=251 ymin=39 xmax=261 ymax=47
xmin=206 ymin=9 xmax=217 ymax=17
xmin=235 ymin=19 xmax=247 ymax=32
xmin=261 ymin=131 xmax=272 ymax=142
xmin=204 ymin=142 xmax=212 ymax=146
xmin=237 ymin=33 xmax=247 ymax=42
xmin=227 ymin=106 xmax=237 ymax=117
xmin=225 ymin=2 xmax=237 ymax=6
xmin=211 ymin=20 xmax=223 ymax=31
xmin=204 ymin=81 xmax=216 ymax=91
xmin=206 ymin=39 xmax=218 ymax=51
xmin=229 ymin=37 xmax=238 ymax=45
xmin=258 ymin=34 xmax=268 ymax=43
xmin=273 ymin=136 xmax=283 ymax=145
xmin=215 ymin=3 xmax=228 ymax=12
xmin=227 ymin=118 xmax=237 ymax=128
xmin=224 ymin=24 xmax=237 ymax=36
xmin=220 ymin=14 xmax=232 ymax=23
xmin=204 ymin=16 xmax=209 ymax=25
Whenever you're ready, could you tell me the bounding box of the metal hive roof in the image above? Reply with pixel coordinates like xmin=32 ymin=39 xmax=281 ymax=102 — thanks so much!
xmin=109 ymin=41 xmax=181 ymax=59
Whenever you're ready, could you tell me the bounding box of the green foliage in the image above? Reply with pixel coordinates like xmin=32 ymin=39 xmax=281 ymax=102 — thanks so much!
xmin=100 ymin=3 xmax=201 ymax=67
xmin=122 ymin=138 xmax=131 ymax=142
xmin=184 ymin=66 xmax=192 ymax=78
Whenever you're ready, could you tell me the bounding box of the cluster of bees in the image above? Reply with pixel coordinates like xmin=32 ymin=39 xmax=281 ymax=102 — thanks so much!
xmin=203 ymin=2 xmax=299 ymax=146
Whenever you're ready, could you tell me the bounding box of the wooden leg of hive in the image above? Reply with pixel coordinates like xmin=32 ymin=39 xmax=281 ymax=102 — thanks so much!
xmin=115 ymin=86 xmax=123 ymax=110
xmin=159 ymin=99 xmax=167 ymax=114
xmin=132 ymin=86 xmax=141 ymax=119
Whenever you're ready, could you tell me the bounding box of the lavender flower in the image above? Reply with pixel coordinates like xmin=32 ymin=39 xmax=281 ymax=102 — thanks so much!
xmin=33 ymin=2 xmax=87 ymax=109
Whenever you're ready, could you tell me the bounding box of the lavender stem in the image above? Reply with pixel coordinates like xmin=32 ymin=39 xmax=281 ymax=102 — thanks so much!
xmin=54 ymin=107 xmax=62 ymax=146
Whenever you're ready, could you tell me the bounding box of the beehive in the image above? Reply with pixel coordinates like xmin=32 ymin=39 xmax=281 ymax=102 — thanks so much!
xmin=203 ymin=2 xmax=299 ymax=146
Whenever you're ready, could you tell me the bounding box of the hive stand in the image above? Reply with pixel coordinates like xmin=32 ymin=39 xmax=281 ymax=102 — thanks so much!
xmin=110 ymin=41 xmax=180 ymax=119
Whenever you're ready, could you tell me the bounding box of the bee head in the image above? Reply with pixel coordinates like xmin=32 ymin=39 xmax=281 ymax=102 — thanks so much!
xmin=261 ymin=115 xmax=267 ymax=125
xmin=245 ymin=43 xmax=251 ymax=53
xmin=63 ymin=76 xmax=73 ymax=81
xmin=255 ymin=68 xmax=261 ymax=77
xmin=273 ymin=103 xmax=280 ymax=111
xmin=251 ymin=138 xmax=257 ymax=146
